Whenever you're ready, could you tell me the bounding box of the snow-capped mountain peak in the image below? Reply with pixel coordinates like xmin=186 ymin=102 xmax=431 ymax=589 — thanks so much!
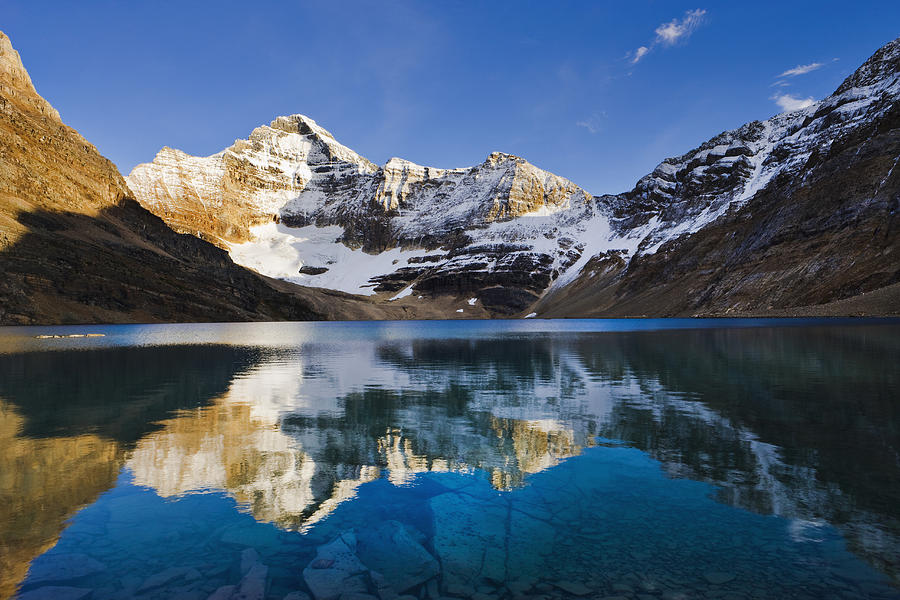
xmin=127 ymin=36 xmax=900 ymax=317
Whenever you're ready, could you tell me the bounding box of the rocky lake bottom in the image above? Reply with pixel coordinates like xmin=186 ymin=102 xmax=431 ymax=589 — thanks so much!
xmin=0 ymin=319 xmax=898 ymax=600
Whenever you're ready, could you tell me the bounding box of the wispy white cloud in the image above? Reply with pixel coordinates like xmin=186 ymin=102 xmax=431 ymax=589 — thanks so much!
xmin=779 ymin=62 xmax=825 ymax=77
xmin=654 ymin=9 xmax=707 ymax=46
xmin=772 ymin=93 xmax=816 ymax=112
xmin=629 ymin=9 xmax=707 ymax=65
xmin=577 ymin=112 xmax=607 ymax=134
xmin=631 ymin=46 xmax=649 ymax=65
xmin=768 ymin=58 xmax=834 ymax=108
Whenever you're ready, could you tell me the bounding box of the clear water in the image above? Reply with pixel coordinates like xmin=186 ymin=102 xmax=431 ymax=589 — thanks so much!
xmin=1 ymin=319 xmax=898 ymax=600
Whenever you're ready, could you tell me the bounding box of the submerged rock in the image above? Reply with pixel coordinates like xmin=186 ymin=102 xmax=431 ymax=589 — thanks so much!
xmin=240 ymin=548 xmax=261 ymax=575
xmin=208 ymin=586 xmax=237 ymax=600
xmin=443 ymin=583 xmax=476 ymax=597
xmin=17 ymin=587 xmax=92 ymax=600
xmin=356 ymin=521 xmax=439 ymax=593
xmin=232 ymin=562 xmax=268 ymax=600
xmin=431 ymin=492 xmax=509 ymax=588
xmin=553 ymin=580 xmax=593 ymax=596
xmin=137 ymin=566 xmax=201 ymax=593
xmin=339 ymin=594 xmax=379 ymax=600
xmin=303 ymin=533 xmax=370 ymax=600
xmin=25 ymin=553 xmax=106 ymax=585
xmin=205 ymin=550 xmax=269 ymax=600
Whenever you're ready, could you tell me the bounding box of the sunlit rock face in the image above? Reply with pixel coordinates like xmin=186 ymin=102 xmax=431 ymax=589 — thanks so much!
xmin=0 ymin=401 xmax=123 ymax=600
xmin=128 ymin=116 xmax=600 ymax=314
xmin=127 ymin=115 xmax=377 ymax=246
xmin=0 ymin=31 xmax=329 ymax=326
xmin=0 ymin=32 xmax=59 ymax=121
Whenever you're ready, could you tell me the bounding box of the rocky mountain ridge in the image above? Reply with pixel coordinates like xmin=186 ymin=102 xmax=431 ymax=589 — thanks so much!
xmin=129 ymin=115 xmax=605 ymax=314
xmin=127 ymin=36 xmax=900 ymax=317
xmin=538 ymin=36 xmax=900 ymax=316
xmin=0 ymin=31 xmax=396 ymax=325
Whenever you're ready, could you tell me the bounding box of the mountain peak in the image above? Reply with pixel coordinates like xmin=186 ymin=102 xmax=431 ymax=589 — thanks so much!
xmin=835 ymin=36 xmax=900 ymax=94
xmin=485 ymin=151 xmax=524 ymax=165
xmin=0 ymin=31 xmax=60 ymax=121
xmin=269 ymin=113 xmax=337 ymax=139
xmin=0 ymin=32 xmax=30 ymax=87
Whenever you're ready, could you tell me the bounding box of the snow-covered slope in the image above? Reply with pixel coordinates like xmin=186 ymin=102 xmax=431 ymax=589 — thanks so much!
xmin=538 ymin=37 xmax=900 ymax=317
xmin=129 ymin=116 xmax=636 ymax=313
xmin=127 ymin=37 xmax=900 ymax=317
xmin=601 ymin=38 xmax=900 ymax=256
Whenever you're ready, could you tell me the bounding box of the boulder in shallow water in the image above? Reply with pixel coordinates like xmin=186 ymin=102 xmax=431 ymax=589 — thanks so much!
xmin=369 ymin=570 xmax=399 ymax=600
xmin=232 ymin=562 xmax=268 ymax=600
xmin=203 ymin=558 xmax=268 ymax=600
xmin=431 ymin=492 xmax=508 ymax=588
xmin=240 ymin=548 xmax=261 ymax=575
xmin=303 ymin=533 xmax=370 ymax=600
xmin=356 ymin=521 xmax=439 ymax=593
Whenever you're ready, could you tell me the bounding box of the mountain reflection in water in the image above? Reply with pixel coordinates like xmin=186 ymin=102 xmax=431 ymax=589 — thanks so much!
xmin=0 ymin=320 xmax=897 ymax=599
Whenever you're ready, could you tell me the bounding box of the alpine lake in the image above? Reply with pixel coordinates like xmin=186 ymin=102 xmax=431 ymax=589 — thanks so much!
xmin=1 ymin=319 xmax=898 ymax=600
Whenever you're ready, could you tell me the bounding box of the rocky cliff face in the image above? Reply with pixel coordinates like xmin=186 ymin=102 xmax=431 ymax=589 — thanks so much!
xmin=539 ymin=37 xmax=900 ymax=317
xmin=0 ymin=31 xmax=374 ymax=325
xmin=127 ymin=115 xmax=378 ymax=246
xmin=128 ymin=37 xmax=900 ymax=317
xmin=0 ymin=32 xmax=59 ymax=122
xmin=129 ymin=115 xmax=603 ymax=314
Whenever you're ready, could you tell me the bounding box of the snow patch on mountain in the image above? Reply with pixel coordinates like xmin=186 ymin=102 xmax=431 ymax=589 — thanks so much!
xmin=390 ymin=285 xmax=415 ymax=301
xmin=228 ymin=223 xmax=433 ymax=295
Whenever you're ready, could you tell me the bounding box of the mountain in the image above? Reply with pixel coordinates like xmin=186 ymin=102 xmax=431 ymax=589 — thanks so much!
xmin=0 ymin=31 xmax=395 ymax=325
xmin=537 ymin=37 xmax=900 ymax=317
xmin=129 ymin=117 xmax=602 ymax=315
xmin=128 ymin=37 xmax=900 ymax=318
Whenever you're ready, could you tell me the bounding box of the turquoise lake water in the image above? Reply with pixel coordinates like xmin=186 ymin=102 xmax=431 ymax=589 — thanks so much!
xmin=0 ymin=319 xmax=898 ymax=599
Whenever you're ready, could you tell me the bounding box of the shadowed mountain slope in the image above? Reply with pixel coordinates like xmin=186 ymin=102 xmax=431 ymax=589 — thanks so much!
xmin=0 ymin=31 xmax=389 ymax=325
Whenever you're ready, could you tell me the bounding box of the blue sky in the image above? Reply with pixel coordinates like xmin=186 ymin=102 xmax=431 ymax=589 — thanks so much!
xmin=3 ymin=1 xmax=898 ymax=194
